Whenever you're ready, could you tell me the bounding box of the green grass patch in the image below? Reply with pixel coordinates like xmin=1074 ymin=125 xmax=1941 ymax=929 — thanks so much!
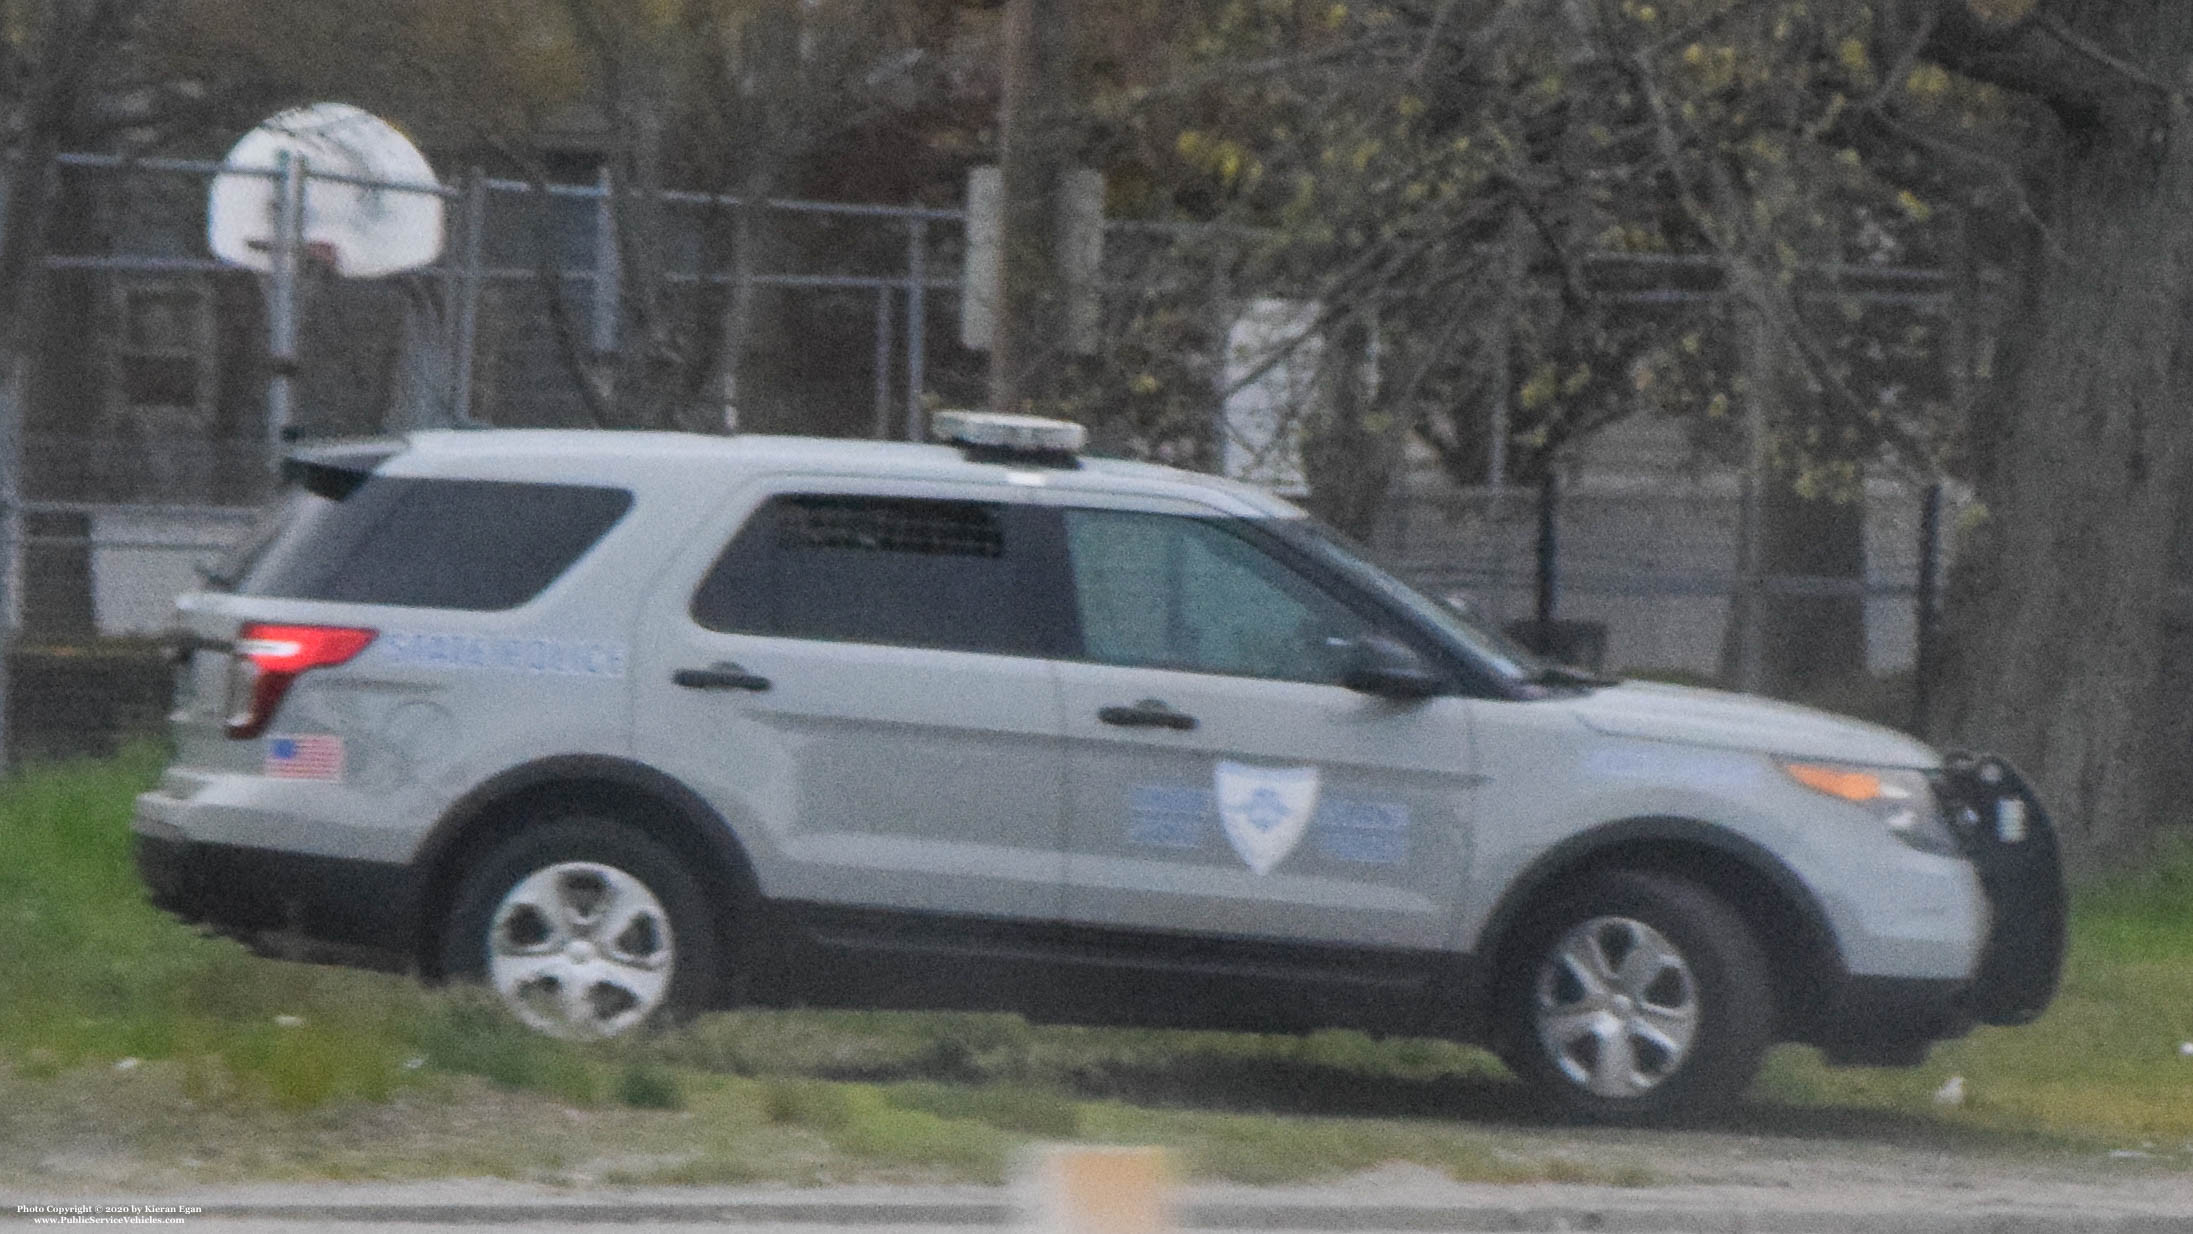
xmin=755 ymin=1076 xmax=1014 ymax=1179
xmin=615 ymin=1060 xmax=684 ymax=1110
xmin=884 ymin=1081 xmax=1082 ymax=1137
xmin=1755 ymin=835 xmax=2193 ymax=1145
xmin=0 ymin=748 xmax=604 ymax=1117
xmin=412 ymin=996 xmax=600 ymax=1104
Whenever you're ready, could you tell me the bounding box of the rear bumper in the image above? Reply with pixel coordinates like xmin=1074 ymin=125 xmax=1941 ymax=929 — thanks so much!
xmin=133 ymin=823 xmax=417 ymax=969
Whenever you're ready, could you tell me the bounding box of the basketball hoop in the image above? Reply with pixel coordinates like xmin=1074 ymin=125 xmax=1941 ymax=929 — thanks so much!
xmin=236 ymin=238 xmax=345 ymax=278
xmin=301 ymin=241 xmax=343 ymax=278
xmin=209 ymin=103 xmax=444 ymax=464
xmin=209 ymin=103 xmax=444 ymax=280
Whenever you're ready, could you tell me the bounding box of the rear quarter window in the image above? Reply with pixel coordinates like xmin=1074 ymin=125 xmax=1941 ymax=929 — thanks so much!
xmin=239 ymin=476 xmax=633 ymax=611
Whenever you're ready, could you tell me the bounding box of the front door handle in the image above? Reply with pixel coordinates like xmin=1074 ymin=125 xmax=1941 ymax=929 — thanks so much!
xmin=1098 ymin=699 xmax=1197 ymax=731
xmin=673 ymin=661 xmax=772 ymax=692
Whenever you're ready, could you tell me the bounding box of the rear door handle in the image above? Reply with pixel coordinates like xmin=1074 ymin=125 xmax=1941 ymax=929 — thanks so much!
xmin=673 ymin=661 xmax=772 ymax=692
xmin=1098 ymin=699 xmax=1197 ymax=731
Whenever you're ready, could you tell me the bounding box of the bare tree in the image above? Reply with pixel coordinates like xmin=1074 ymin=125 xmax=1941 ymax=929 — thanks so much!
xmin=450 ymin=0 xmax=937 ymax=434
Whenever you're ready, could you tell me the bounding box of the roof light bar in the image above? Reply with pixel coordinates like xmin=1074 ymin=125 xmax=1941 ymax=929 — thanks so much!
xmin=932 ymin=410 xmax=1087 ymax=456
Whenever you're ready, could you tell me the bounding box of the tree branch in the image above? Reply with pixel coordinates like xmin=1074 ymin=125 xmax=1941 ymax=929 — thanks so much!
xmin=2033 ymin=9 xmax=2181 ymax=103
xmin=1408 ymin=0 xmax=1466 ymax=83
xmin=1854 ymin=8 xmax=1941 ymax=122
xmin=1919 ymin=0 xmax=2138 ymax=135
xmin=1632 ymin=48 xmax=1939 ymax=473
xmin=479 ymin=130 xmax=616 ymax=429
xmin=1110 ymin=30 xmax=1414 ymax=106
xmin=1863 ymin=104 xmax=2063 ymax=259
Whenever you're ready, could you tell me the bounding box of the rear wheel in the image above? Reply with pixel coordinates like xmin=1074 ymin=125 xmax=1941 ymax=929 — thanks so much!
xmin=1499 ymin=870 xmax=1772 ymax=1123
xmin=440 ymin=817 xmax=721 ymax=1039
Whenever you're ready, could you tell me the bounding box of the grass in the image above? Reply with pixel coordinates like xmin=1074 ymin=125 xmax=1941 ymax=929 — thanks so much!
xmin=3 ymin=748 xmax=2192 ymax=1188
xmin=1755 ymin=832 xmax=2193 ymax=1144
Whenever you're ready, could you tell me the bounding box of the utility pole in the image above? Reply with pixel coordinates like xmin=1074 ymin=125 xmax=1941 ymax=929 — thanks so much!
xmin=990 ymin=0 xmax=1073 ymax=414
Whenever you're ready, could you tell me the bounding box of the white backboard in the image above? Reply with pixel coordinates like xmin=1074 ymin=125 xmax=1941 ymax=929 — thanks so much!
xmin=209 ymin=103 xmax=444 ymax=279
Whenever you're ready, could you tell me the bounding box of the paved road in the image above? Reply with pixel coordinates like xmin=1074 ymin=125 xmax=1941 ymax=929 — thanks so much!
xmin=10 ymin=1175 xmax=2193 ymax=1234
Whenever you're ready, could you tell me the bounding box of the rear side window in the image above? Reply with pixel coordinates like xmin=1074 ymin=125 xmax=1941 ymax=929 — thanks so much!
xmin=240 ymin=476 xmax=632 ymax=611
xmin=691 ymin=494 xmax=1068 ymax=656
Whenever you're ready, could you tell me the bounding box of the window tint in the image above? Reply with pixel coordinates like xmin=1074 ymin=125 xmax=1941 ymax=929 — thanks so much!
xmin=239 ymin=477 xmax=632 ymax=611
xmin=1062 ymin=509 xmax=1375 ymax=683
xmin=692 ymin=495 xmax=1064 ymax=656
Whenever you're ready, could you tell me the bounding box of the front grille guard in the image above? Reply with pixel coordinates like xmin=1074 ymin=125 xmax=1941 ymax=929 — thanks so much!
xmin=1932 ymin=753 xmax=2068 ymax=1026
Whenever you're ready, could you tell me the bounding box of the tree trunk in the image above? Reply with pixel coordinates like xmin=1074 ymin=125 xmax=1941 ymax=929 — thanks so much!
xmin=1940 ymin=21 xmax=2193 ymax=872
xmin=1760 ymin=475 xmax=1868 ymax=698
xmin=0 ymin=143 xmax=63 ymax=365
xmin=1721 ymin=292 xmax=1868 ymax=697
xmin=1301 ymin=316 xmax=1393 ymax=541
xmin=990 ymin=0 xmax=1074 ymax=414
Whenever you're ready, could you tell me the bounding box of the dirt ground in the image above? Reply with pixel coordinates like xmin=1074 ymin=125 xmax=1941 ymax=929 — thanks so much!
xmin=4 ymin=1058 xmax=2191 ymax=1221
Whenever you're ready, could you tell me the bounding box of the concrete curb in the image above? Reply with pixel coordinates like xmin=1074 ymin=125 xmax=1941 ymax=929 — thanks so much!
xmin=140 ymin=1196 xmax=2193 ymax=1233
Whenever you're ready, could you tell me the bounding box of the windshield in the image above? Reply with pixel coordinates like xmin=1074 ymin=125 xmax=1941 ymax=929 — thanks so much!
xmin=1264 ymin=516 xmax=1547 ymax=684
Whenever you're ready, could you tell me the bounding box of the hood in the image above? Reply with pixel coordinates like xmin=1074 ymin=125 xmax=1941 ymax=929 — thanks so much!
xmin=1571 ymin=680 xmax=1939 ymax=769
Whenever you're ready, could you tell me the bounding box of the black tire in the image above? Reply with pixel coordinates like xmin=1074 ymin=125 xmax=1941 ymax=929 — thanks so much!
xmin=439 ymin=816 xmax=723 ymax=1039
xmin=1496 ymin=870 xmax=1773 ymax=1124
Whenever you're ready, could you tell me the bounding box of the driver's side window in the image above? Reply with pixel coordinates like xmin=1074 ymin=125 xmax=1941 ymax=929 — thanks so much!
xmin=1062 ymin=509 xmax=1374 ymax=684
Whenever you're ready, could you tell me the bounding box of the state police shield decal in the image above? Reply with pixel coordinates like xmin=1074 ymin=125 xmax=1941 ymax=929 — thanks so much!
xmin=1214 ymin=761 xmax=1320 ymax=875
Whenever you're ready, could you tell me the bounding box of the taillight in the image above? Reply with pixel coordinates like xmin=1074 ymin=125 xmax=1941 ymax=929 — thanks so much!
xmin=225 ymin=623 xmax=376 ymax=739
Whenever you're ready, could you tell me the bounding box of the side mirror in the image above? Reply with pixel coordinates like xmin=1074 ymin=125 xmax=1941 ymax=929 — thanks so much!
xmin=1340 ymin=635 xmax=1447 ymax=700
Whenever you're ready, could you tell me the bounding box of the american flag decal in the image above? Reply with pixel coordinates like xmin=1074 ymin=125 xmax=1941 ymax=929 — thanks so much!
xmin=264 ymin=734 xmax=345 ymax=781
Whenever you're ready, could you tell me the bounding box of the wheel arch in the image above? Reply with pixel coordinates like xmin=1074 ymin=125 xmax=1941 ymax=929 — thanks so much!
xmin=409 ymin=755 xmax=759 ymax=983
xmin=1472 ymin=817 xmax=1843 ymax=1041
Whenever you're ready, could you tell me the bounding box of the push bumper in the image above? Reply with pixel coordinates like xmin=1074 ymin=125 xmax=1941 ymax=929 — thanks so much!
xmin=1932 ymin=753 xmax=2068 ymax=1027
xmin=1806 ymin=753 xmax=2067 ymax=1063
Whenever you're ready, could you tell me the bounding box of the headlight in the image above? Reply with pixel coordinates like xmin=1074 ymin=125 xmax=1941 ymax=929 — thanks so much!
xmin=1776 ymin=760 xmax=1960 ymax=856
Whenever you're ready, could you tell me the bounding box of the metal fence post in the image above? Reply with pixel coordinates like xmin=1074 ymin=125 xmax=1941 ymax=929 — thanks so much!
xmin=1535 ymin=465 xmax=1560 ymax=635
xmin=1732 ymin=304 xmax=1771 ymax=693
xmin=449 ymin=170 xmax=487 ymax=425
xmin=1488 ymin=210 xmax=1527 ymax=489
xmin=872 ymin=288 xmax=894 ymax=440
xmin=590 ymin=166 xmax=620 ymax=363
xmin=904 ymin=217 xmax=928 ymax=441
xmin=264 ymin=151 xmax=305 ymax=467
xmin=1912 ymin=480 xmax=1947 ymax=735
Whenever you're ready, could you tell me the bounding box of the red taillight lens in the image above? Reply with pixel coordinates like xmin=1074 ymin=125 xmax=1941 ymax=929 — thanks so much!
xmin=225 ymin=623 xmax=376 ymax=739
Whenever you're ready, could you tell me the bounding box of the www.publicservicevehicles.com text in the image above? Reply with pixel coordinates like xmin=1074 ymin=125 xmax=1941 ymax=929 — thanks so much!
xmin=14 ymin=1204 xmax=199 ymax=1224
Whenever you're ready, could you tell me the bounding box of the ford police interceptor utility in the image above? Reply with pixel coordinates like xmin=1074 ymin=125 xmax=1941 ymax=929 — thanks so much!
xmin=135 ymin=411 xmax=2066 ymax=1122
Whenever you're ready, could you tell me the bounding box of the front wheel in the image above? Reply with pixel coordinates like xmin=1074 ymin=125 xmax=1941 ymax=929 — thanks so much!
xmin=1498 ymin=870 xmax=1773 ymax=1123
xmin=440 ymin=817 xmax=721 ymax=1040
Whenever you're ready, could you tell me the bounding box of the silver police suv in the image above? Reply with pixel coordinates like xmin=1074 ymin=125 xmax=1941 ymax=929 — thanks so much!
xmin=135 ymin=413 xmax=2065 ymax=1121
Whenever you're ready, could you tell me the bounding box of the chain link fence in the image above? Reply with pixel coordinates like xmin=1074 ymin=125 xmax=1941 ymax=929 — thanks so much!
xmin=0 ymin=153 xmax=1965 ymax=761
